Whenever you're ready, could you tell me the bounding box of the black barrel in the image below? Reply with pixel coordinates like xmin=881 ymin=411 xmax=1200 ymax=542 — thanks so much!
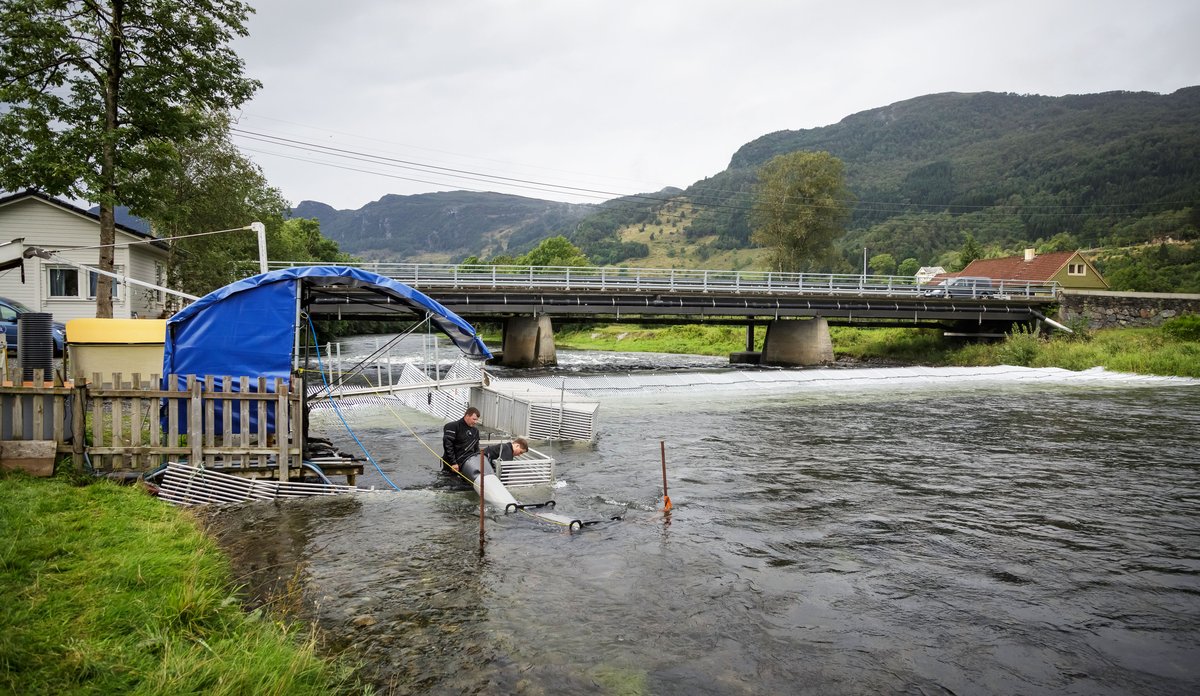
xmin=17 ymin=312 xmax=54 ymax=381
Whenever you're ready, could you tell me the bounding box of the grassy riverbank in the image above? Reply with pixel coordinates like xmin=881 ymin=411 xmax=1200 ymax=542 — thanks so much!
xmin=553 ymin=315 xmax=1200 ymax=378
xmin=0 ymin=473 xmax=366 ymax=695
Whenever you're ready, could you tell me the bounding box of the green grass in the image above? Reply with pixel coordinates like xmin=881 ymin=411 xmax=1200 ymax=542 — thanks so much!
xmin=946 ymin=326 xmax=1200 ymax=377
xmin=0 ymin=474 xmax=367 ymax=695
xmin=547 ymin=321 xmax=1200 ymax=378
xmin=556 ymin=324 xmax=761 ymax=355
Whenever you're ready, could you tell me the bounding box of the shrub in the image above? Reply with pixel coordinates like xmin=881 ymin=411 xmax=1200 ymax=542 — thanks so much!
xmin=1162 ymin=314 xmax=1200 ymax=342
xmin=996 ymin=324 xmax=1041 ymax=366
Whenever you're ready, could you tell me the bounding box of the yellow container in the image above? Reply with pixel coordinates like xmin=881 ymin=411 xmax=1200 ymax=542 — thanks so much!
xmin=66 ymin=319 xmax=167 ymax=383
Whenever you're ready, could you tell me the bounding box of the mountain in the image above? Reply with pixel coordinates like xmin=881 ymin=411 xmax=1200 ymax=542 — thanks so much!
xmin=672 ymin=88 xmax=1200 ymax=268
xmin=293 ymin=88 xmax=1200 ymax=271
xmin=676 ymin=88 xmax=1200 ymax=258
xmin=293 ymin=191 xmax=594 ymax=262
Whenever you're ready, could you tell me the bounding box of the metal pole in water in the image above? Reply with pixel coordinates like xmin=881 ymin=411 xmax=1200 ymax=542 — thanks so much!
xmin=375 ymin=336 xmax=382 ymax=386
xmin=558 ymin=378 xmax=565 ymax=439
xmin=478 ymin=451 xmax=487 ymax=549
xmin=661 ymin=440 xmax=672 ymax=512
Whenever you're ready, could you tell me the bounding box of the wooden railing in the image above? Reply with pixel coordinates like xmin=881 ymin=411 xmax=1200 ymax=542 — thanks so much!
xmin=0 ymin=367 xmax=305 ymax=479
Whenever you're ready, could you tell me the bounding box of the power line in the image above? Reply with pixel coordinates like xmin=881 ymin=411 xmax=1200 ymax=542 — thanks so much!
xmin=230 ymin=126 xmax=1196 ymax=222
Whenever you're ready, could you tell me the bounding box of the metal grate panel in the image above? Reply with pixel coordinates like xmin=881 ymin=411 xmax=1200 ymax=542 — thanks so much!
xmin=157 ymin=462 xmax=358 ymax=506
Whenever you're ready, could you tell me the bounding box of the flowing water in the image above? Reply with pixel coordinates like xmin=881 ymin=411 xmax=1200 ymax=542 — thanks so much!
xmin=205 ymin=339 xmax=1200 ymax=695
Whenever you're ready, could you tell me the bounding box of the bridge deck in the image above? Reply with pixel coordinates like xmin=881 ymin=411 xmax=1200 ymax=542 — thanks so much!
xmin=274 ymin=262 xmax=1060 ymax=326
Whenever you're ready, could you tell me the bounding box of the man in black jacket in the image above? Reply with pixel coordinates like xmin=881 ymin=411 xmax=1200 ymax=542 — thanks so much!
xmin=441 ymin=406 xmax=481 ymax=476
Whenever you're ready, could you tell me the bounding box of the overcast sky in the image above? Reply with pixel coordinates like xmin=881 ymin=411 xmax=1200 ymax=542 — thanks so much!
xmin=230 ymin=0 xmax=1200 ymax=211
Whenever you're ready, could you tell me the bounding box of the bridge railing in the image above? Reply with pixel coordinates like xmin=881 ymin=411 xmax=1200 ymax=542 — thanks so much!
xmin=265 ymin=262 xmax=1060 ymax=299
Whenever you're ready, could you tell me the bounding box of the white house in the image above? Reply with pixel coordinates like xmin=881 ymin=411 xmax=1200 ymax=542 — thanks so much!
xmin=915 ymin=266 xmax=946 ymax=284
xmin=0 ymin=190 xmax=169 ymax=321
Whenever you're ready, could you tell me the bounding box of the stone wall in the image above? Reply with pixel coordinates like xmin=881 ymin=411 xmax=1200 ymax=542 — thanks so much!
xmin=1057 ymin=289 xmax=1200 ymax=330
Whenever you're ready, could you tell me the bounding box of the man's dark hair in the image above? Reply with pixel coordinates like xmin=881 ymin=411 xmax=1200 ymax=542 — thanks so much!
xmin=465 ymin=406 xmax=481 ymax=417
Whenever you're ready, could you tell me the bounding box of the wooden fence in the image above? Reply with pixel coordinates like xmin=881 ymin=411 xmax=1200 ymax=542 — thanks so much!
xmin=0 ymin=367 xmax=306 ymax=480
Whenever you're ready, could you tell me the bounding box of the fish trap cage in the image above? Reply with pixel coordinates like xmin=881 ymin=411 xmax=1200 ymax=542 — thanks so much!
xmin=473 ymin=380 xmax=598 ymax=442
xmin=483 ymin=440 xmax=555 ymax=487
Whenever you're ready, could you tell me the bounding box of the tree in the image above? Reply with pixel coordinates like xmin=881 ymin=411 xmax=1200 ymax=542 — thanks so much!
xmin=750 ymin=151 xmax=853 ymax=272
xmin=868 ymin=253 xmax=897 ymax=276
xmin=0 ymin=0 xmax=259 ymax=316
xmin=898 ymin=257 xmax=921 ymax=276
xmin=137 ymin=114 xmax=297 ymax=297
xmin=519 ymin=236 xmax=590 ymax=267
xmin=958 ymin=233 xmax=983 ymax=270
xmin=273 ymin=218 xmax=352 ymax=266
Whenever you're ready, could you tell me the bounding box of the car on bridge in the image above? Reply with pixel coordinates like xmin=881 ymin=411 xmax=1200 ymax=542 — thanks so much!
xmin=922 ymin=276 xmax=997 ymax=299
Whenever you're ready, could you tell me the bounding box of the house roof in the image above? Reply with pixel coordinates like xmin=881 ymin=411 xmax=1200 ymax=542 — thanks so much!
xmin=958 ymin=251 xmax=1079 ymax=281
xmin=0 ymin=189 xmax=159 ymax=244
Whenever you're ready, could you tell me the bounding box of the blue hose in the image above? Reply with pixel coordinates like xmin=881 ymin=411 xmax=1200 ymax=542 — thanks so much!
xmin=306 ymin=314 xmax=401 ymax=490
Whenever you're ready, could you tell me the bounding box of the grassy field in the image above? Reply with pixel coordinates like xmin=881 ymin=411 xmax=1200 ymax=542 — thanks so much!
xmin=553 ymin=316 xmax=1200 ymax=378
xmin=0 ymin=474 xmax=367 ymax=695
xmin=613 ymin=200 xmax=770 ymax=271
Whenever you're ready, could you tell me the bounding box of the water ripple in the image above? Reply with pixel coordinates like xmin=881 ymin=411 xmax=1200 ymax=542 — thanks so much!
xmin=206 ymin=356 xmax=1200 ymax=695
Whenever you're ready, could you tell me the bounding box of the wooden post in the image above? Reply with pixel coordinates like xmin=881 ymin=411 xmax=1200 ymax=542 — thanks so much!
xmin=277 ymin=378 xmax=290 ymax=481
xmin=71 ymin=378 xmax=86 ymax=471
xmin=189 ymin=376 xmax=202 ymax=466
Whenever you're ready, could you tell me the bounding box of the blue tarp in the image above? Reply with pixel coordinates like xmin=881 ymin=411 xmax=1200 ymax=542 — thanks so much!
xmin=162 ymin=266 xmax=492 ymax=433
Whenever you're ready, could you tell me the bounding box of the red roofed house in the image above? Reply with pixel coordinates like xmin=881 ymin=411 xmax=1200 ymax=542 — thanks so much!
xmin=956 ymin=249 xmax=1109 ymax=290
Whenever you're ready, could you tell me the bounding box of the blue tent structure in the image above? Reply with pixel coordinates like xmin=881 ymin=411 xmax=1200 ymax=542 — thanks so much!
xmin=162 ymin=266 xmax=492 ymax=434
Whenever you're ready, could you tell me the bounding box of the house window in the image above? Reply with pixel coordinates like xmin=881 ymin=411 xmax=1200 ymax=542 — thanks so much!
xmin=48 ymin=267 xmax=80 ymax=297
xmin=1067 ymin=263 xmax=1086 ymax=276
xmin=88 ymin=268 xmax=123 ymax=300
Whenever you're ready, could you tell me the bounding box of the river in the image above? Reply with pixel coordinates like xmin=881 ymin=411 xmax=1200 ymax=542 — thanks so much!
xmin=204 ymin=339 xmax=1200 ymax=695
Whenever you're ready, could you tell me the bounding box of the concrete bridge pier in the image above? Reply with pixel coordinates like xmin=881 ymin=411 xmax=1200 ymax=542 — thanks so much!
xmin=498 ymin=315 xmax=557 ymax=367
xmin=761 ymin=318 xmax=834 ymax=366
xmin=729 ymin=323 xmax=761 ymax=364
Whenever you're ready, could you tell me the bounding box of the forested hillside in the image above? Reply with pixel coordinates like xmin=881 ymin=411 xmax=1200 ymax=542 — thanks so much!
xmin=294 ymin=191 xmax=593 ymax=262
xmin=293 ymin=88 xmax=1200 ymax=290
xmin=670 ymin=88 xmax=1200 ymax=270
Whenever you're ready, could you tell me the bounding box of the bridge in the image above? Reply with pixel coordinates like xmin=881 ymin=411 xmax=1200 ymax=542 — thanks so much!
xmin=272 ymin=262 xmax=1062 ymax=367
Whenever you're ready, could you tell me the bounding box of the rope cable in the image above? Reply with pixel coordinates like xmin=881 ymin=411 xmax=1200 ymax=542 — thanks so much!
xmin=305 ymin=313 xmax=401 ymax=491
xmin=318 ymin=344 xmax=574 ymax=527
xmin=304 ymin=323 xmax=575 ymax=527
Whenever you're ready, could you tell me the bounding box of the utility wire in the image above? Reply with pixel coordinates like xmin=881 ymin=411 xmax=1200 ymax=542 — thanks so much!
xmin=231 ymin=126 xmax=1196 ymax=221
xmin=52 ymin=226 xmax=255 ymax=251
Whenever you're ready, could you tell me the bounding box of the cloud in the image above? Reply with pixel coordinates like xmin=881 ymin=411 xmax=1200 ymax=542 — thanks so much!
xmin=231 ymin=0 xmax=1200 ymax=209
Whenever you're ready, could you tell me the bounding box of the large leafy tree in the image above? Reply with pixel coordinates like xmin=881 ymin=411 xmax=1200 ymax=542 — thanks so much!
xmin=0 ymin=0 xmax=259 ymax=317
xmin=140 ymin=114 xmax=290 ymax=298
xmin=520 ymin=236 xmax=590 ymax=267
xmin=750 ymin=151 xmax=853 ymax=272
xmin=868 ymin=253 xmax=897 ymax=276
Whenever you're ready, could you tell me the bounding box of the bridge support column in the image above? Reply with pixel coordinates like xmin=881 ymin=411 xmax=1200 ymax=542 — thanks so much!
xmin=761 ymin=318 xmax=834 ymax=367
xmin=499 ymin=315 xmax=557 ymax=367
xmin=729 ymin=323 xmax=761 ymax=364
